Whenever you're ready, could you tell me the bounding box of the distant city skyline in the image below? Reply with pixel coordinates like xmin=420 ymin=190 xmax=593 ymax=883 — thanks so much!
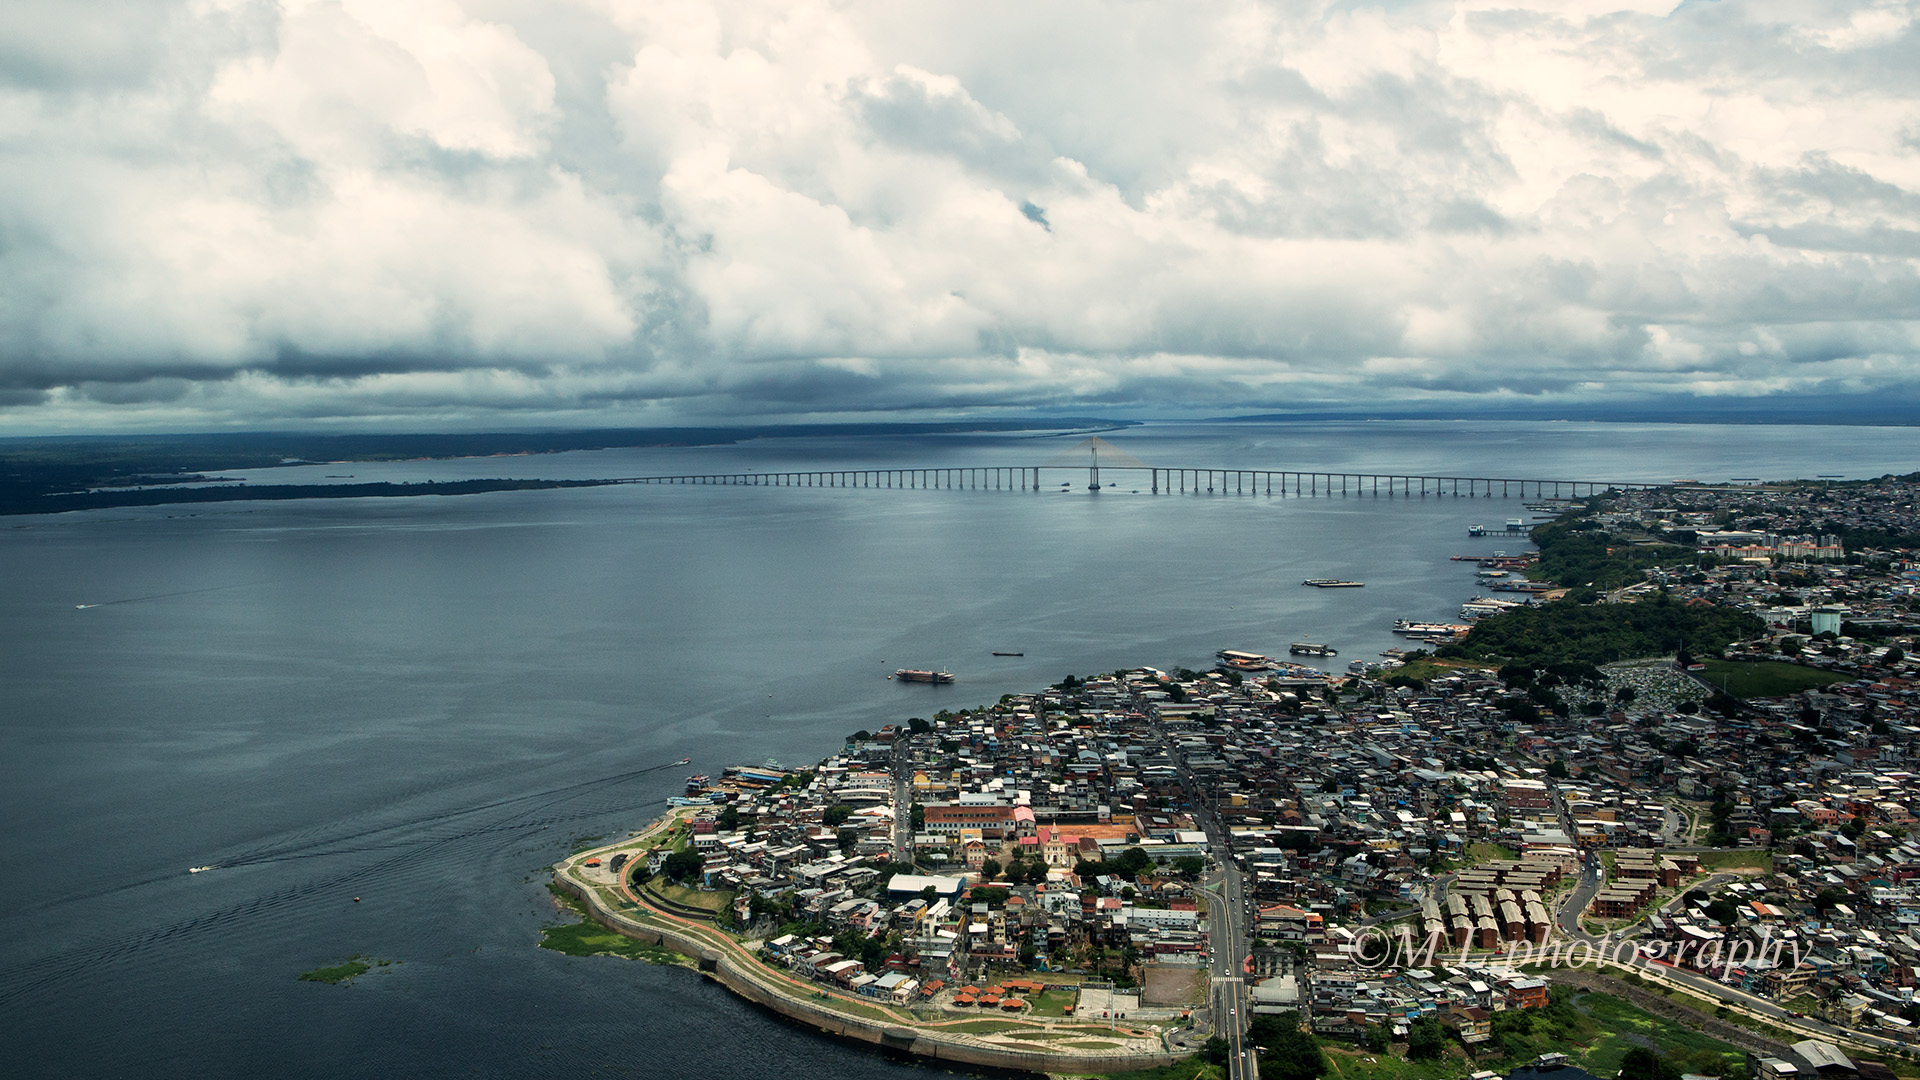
xmin=1 ymin=0 xmax=1916 ymax=433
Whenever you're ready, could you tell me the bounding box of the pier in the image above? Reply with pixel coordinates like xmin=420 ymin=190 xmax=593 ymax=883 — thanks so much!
xmin=606 ymin=466 xmax=1657 ymax=499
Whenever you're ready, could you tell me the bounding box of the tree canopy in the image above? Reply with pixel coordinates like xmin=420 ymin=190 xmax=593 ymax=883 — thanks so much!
xmin=1250 ymin=1012 xmax=1327 ymax=1080
xmin=1441 ymin=591 xmax=1763 ymax=667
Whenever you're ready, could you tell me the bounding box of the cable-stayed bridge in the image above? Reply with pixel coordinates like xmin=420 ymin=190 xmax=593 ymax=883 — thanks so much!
xmin=603 ymin=437 xmax=1662 ymax=498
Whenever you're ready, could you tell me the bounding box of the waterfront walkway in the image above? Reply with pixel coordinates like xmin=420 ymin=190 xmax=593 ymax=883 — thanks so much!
xmin=551 ymin=831 xmax=1177 ymax=1069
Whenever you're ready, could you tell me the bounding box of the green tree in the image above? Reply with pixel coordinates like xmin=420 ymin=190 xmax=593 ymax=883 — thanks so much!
xmin=980 ymin=857 xmax=1002 ymax=881
xmin=661 ymin=849 xmax=704 ymax=884
xmin=1547 ymin=759 xmax=1570 ymax=779
xmin=1251 ymin=1012 xmax=1327 ymax=1080
xmin=823 ymin=805 xmax=854 ymax=827
xmin=908 ymin=803 xmax=924 ymax=831
xmin=1620 ymin=1046 xmax=1680 ymax=1080
xmin=1406 ymin=1016 xmax=1447 ymax=1060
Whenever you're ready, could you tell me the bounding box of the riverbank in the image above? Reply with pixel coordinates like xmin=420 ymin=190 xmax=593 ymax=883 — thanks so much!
xmin=550 ymin=833 xmax=1186 ymax=1078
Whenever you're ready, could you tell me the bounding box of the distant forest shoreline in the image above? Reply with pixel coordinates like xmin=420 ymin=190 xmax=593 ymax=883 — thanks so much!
xmin=0 ymin=419 xmax=1132 ymax=517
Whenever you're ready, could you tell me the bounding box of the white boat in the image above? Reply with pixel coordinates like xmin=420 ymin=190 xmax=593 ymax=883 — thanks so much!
xmin=188 ymin=866 xmax=213 ymax=874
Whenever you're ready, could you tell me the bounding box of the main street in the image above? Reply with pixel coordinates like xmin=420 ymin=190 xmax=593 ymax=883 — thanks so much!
xmin=1175 ymin=744 xmax=1259 ymax=1080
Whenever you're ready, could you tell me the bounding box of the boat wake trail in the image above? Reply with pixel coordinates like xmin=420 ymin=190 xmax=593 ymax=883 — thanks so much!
xmin=0 ymin=759 xmax=687 ymax=1006
xmin=74 ymin=582 xmax=265 ymax=610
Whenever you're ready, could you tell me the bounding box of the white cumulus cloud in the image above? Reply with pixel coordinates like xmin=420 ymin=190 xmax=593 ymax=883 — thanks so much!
xmin=0 ymin=0 xmax=1916 ymax=429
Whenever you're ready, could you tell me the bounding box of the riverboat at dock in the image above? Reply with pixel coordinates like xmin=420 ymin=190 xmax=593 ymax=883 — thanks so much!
xmin=1393 ymin=619 xmax=1472 ymax=637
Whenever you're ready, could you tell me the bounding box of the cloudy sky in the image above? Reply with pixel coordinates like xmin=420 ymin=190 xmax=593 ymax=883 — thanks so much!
xmin=0 ymin=0 xmax=1916 ymax=431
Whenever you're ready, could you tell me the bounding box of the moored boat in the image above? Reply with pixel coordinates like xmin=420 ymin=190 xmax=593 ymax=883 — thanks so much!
xmin=1393 ymin=619 xmax=1472 ymax=636
xmin=894 ymin=669 xmax=954 ymax=684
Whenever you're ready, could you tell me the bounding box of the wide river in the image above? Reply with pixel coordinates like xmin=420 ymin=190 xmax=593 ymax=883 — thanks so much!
xmin=2 ymin=420 xmax=1915 ymax=1079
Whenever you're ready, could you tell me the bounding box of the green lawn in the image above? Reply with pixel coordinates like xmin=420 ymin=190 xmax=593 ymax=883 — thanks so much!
xmin=1695 ymin=659 xmax=1845 ymax=699
xmin=1697 ymin=850 xmax=1773 ymax=871
xmin=1029 ymin=987 xmax=1081 ymax=1016
xmin=944 ymin=1019 xmax=1040 ymax=1034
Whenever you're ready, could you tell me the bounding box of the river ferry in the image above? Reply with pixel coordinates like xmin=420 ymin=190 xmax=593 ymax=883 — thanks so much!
xmin=1289 ymin=642 xmax=1337 ymax=657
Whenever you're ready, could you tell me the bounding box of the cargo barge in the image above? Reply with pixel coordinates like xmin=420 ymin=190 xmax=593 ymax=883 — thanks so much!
xmin=894 ymin=669 xmax=955 ymax=684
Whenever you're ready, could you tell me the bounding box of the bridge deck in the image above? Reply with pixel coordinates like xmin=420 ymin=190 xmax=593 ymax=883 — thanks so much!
xmin=603 ymin=466 xmax=1658 ymax=498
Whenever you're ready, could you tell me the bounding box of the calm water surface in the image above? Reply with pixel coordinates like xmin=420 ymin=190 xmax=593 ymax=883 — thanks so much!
xmin=2 ymin=421 xmax=1916 ymax=1079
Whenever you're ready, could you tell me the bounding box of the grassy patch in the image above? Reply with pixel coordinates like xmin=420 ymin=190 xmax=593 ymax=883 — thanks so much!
xmin=299 ymin=955 xmax=381 ymax=984
xmin=804 ymin=993 xmax=894 ymax=1022
xmin=1576 ymin=993 xmax=1744 ymax=1074
xmin=1694 ymin=660 xmax=1844 ymax=699
xmin=538 ymin=919 xmax=684 ymax=964
xmin=1696 ymin=850 xmax=1774 ymax=871
xmin=1029 ymin=987 xmax=1081 ymax=1016
xmin=1321 ymin=1046 xmax=1474 ymax=1080
xmin=1386 ymin=658 xmax=1498 ymax=684
xmin=1084 ymin=1061 xmax=1226 ymax=1080
xmin=540 ymin=882 xmax=686 ymax=964
xmin=643 ymin=881 xmax=735 ymax=913
xmin=1468 ymin=842 xmax=1520 ymax=864
xmin=943 ymin=1019 xmax=1037 ymax=1034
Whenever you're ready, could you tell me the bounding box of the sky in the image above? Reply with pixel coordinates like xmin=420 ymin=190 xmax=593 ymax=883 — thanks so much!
xmin=0 ymin=0 xmax=1917 ymax=432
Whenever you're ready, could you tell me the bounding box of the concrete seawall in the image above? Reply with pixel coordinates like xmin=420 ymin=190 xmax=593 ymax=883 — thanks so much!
xmin=552 ymin=873 xmax=1185 ymax=1076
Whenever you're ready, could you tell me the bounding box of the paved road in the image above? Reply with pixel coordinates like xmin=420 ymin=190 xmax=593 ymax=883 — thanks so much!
xmin=1557 ymin=853 xmax=1603 ymax=935
xmin=1542 ymin=851 xmax=1904 ymax=1056
xmin=891 ymin=736 xmax=913 ymax=859
xmin=1175 ymin=744 xmax=1259 ymax=1080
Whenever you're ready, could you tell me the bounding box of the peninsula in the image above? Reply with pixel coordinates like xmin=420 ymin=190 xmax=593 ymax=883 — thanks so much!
xmin=552 ymin=474 xmax=1920 ymax=1080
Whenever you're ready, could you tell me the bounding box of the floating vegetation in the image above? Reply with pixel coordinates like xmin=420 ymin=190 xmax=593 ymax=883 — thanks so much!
xmin=298 ymin=955 xmax=394 ymax=985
